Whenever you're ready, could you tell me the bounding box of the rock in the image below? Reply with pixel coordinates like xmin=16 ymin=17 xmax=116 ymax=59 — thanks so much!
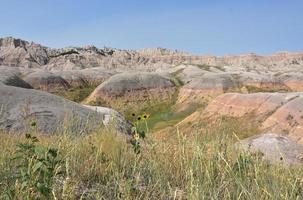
xmin=0 ymin=67 xmax=32 ymax=88
xmin=239 ymin=133 xmax=303 ymax=165
xmin=175 ymin=65 xmax=207 ymax=84
xmin=235 ymin=72 xmax=289 ymax=92
xmin=1 ymin=37 xmax=303 ymax=72
xmin=83 ymin=105 xmax=132 ymax=134
xmin=23 ymin=71 xmax=70 ymax=92
xmin=200 ymin=92 xmax=303 ymax=143
xmin=78 ymin=67 xmax=115 ymax=85
xmin=262 ymin=95 xmax=303 ymax=142
xmin=51 ymin=68 xmax=114 ymax=87
xmin=204 ymin=93 xmax=298 ymax=117
xmin=0 ymin=85 xmax=130 ymax=134
xmin=0 ymin=37 xmax=49 ymax=68
xmin=177 ymin=73 xmax=238 ymax=105
xmin=52 ymin=70 xmax=87 ymax=87
xmin=278 ymin=73 xmax=303 ymax=92
xmin=86 ymin=72 xmax=176 ymax=110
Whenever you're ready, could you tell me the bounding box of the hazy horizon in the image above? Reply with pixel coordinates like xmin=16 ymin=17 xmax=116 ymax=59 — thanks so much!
xmin=1 ymin=0 xmax=302 ymax=56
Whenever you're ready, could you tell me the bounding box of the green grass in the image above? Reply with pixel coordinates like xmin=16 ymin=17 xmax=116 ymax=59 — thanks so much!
xmin=195 ymin=64 xmax=226 ymax=72
xmin=245 ymin=85 xmax=290 ymax=93
xmin=133 ymin=103 xmax=200 ymax=132
xmin=53 ymin=84 xmax=98 ymax=103
xmin=1 ymin=117 xmax=303 ymax=199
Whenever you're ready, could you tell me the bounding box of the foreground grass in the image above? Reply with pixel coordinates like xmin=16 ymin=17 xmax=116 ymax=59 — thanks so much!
xmin=1 ymin=121 xmax=303 ymax=199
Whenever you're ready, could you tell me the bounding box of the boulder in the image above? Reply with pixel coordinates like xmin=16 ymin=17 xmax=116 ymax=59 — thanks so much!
xmin=239 ymin=133 xmax=303 ymax=165
xmin=83 ymin=105 xmax=132 ymax=134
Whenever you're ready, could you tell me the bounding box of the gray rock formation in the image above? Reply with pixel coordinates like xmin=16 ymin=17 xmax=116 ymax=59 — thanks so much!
xmin=23 ymin=71 xmax=70 ymax=91
xmin=0 ymin=85 xmax=130 ymax=134
xmin=0 ymin=66 xmax=32 ymax=88
xmin=83 ymin=105 xmax=132 ymax=134
xmin=239 ymin=133 xmax=303 ymax=165
xmin=1 ymin=37 xmax=303 ymax=72
xmin=87 ymin=72 xmax=175 ymax=103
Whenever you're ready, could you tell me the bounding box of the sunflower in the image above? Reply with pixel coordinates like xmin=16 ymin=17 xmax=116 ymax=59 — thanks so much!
xmin=132 ymin=113 xmax=136 ymax=117
xmin=142 ymin=114 xmax=150 ymax=119
xmin=137 ymin=116 xmax=142 ymax=121
xmin=134 ymin=133 xmax=140 ymax=141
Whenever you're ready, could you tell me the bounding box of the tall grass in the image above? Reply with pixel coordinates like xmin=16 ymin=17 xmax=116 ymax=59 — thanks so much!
xmin=1 ymin=120 xmax=303 ymax=199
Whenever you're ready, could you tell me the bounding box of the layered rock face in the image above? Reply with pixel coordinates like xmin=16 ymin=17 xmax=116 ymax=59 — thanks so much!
xmin=23 ymin=71 xmax=70 ymax=92
xmin=86 ymin=72 xmax=176 ymax=112
xmin=262 ymin=96 xmax=303 ymax=142
xmin=2 ymin=36 xmax=303 ymax=143
xmin=1 ymin=37 xmax=303 ymax=73
xmin=3 ymin=36 xmax=303 ymax=164
xmin=204 ymin=93 xmax=298 ymax=117
xmin=192 ymin=92 xmax=303 ymax=142
xmin=177 ymin=73 xmax=238 ymax=105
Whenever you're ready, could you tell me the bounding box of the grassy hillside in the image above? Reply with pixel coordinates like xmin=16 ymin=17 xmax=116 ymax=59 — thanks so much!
xmin=0 ymin=118 xmax=303 ymax=199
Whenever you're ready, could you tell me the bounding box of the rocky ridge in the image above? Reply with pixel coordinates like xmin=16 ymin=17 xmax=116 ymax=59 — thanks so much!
xmin=1 ymin=37 xmax=303 ymax=73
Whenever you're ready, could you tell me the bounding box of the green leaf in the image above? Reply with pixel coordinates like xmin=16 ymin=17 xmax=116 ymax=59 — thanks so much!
xmin=32 ymin=161 xmax=43 ymax=173
xmin=37 ymin=182 xmax=50 ymax=196
xmin=21 ymin=181 xmax=28 ymax=190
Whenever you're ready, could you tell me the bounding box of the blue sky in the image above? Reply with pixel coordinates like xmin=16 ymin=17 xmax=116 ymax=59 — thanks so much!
xmin=0 ymin=0 xmax=302 ymax=55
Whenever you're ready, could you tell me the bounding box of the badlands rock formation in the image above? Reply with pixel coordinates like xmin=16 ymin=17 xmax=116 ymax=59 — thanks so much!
xmin=184 ymin=92 xmax=303 ymax=143
xmin=1 ymin=37 xmax=303 ymax=73
xmin=204 ymin=93 xmax=299 ymax=117
xmin=1 ymin=36 xmax=303 ymax=160
xmin=23 ymin=71 xmax=70 ymax=92
xmin=239 ymin=133 xmax=303 ymax=165
xmin=83 ymin=105 xmax=132 ymax=134
xmin=0 ymin=85 xmax=131 ymax=134
xmin=177 ymin=72 xmax=238 ymax=105
xmin=86 ymin=72 xmax=176 ymax=112
xmin=0 ymin=66 xmax=32 ymax=88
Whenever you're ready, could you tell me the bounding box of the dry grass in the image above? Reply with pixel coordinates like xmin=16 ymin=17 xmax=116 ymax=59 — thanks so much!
xmin=1 ymin=118 xmax=303 ymax=199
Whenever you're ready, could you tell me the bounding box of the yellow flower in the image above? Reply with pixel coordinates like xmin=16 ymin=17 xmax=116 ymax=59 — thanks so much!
xmin=134 ymin=133 xmax=140 ymax=141
xmin=137 ymin=116 xmax=142 ymax=121
xmin=142 ymin=114 xmax=150 ymax=120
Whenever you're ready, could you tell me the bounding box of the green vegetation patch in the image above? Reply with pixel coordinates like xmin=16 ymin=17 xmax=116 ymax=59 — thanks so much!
xmin=195 ymin=64 xmax=226 ymax=72
xmin=132 ymin=102 xmax=200 ymax=132
xmin=245 ymin=85 xmax=290 ymax=93
xmin=54 ymin=84 xmax=98 ymax=103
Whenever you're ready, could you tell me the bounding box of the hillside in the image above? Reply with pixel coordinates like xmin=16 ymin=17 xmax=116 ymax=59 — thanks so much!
xmin=1 ymin=37 xmax=303 ymax=199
